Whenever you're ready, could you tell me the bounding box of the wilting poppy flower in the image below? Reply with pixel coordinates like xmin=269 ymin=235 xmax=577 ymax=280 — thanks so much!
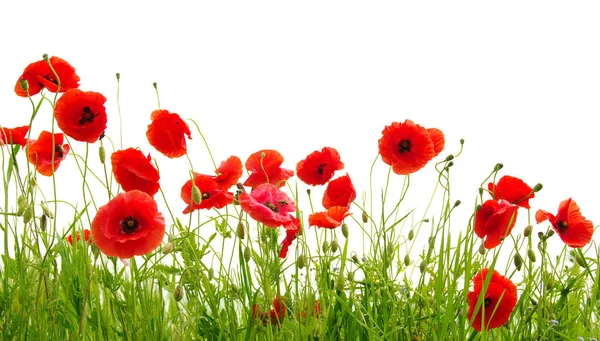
xmin=244 ymin=149 xmax=294 ymax=189
xmin=146 ymin=109 xmax=192 ymax=158
xmin=322 ymin=174 xmax=356 ymax=209
xmin=488 ymin=175 xmax=535 ymax=209
xmin=309 ymin=206 xmax=351 ymax=229
xmin=239 ymin=183 xmax=297 ymax=228
xmin=535 ymin=198 xmax=594 ymax=248
xmin=378 ymin=120 xmax=440 ymax=175
xmin=65 ymin=229 xmax=92 ymax=245
xmin=111 ymin=148 xmax=160 ymax=196
xmin=181 ymin=173 xmax=234 ymax=213
xmin=467 ymin=268 xmax=518 ymax=332
xmin=474 ymin=200 xmax=518 ymax=249
xmin=91 ymin=190 xmax=166 ymax=258
xmin=296 ymin=146 xmax=344 ymax=186
xmin=54 ymin=89 xmax=107 ymax=143
xmin=26 ymin=131 xmax=70 ymax=176
xmin=0 ymin=126 xmax=29 ymax=146
xmin=213 ymin=156 xmax=243 ymax=189
xmin=279 ymin=217 xmax=300 ymax=258
xmin=14 ymin=56 xmax=80 ymax=97
xmin=427 ymin=128 xmax=445 ymax=157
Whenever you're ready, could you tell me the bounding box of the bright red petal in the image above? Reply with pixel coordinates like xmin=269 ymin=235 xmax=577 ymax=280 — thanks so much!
xmin=146 ymin=110 xmax=192 ymax=158
xmin=488 ymin=175 xmax=534 ymax=209
xmin=111 ymin=148 xmax=160 ymax=196
xmin=54 ymin=89 xmax=107 ymax=143
xmin=322 ymin=174 xmax=356 ymax=209
xmin=308 ymin=206 xmax=350 ymax=229
xmin=296 ymin=146 xmax=344 ymax=186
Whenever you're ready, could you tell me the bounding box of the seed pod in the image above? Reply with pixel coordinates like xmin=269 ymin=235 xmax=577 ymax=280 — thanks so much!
xmin=408 ymin=230 xmax=414 ymax=241
xmin=514 ymin=253 xmax=523 ymax=271
xmin=523 ymin=225 xmax=533 ymax=237
xmin=330 ymin=240 xmax=339 ymax=253
xmin=174 ymin=285 xmax=184 ymax=302
xmin=527 ymin=249 xmax=537 ymax=263
xmin=243 ymin=246 xmax=251 ymax=262
xmin=341 ymin=223 xmax=349 ymax=238
xmin=236 ymin=221 xmax=245 ymax=240
xmin=361 ymin=211 xmax=368 ymax=223
xmin=99 ymin=145 xmax=106 ymax=164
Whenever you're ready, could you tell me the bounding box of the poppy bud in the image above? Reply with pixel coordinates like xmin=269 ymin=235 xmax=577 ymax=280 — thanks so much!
xmin=445 ymin=154 xmax=454 ymax=161
xmin=29 ymin=176 xmax=37 ymax=191
xmin=40 ymin=214 xmax=48 ymax=231
xmin=351 ymin=254 xmax=359 ymax=263
xmin=42 ymin=53 xmax=49 ymax=62
xmin=99 ymin=145 xmax=106 ymax=164
xmin=162 ymin=242 xmax=175 ymax=254
xmin=19 ymin=79 xmax=29 ymax=93
xmin=460 ymin=138 xmax=465 ymax=145
xmin=330 ymin=240 xmax=339 ymax=253
xmin=533 ymin=183 xmax=543 ymax=192
xmin=361 ymin=211 xmax=369 ymax=224
xmin=23 ymin=205 xmax=34 ymax=224
xmin=546 ymin=229 xmax=555 ymax=238
xmin=191 ymin=185 xmax=202 ymax=204
xmin=476 ymin=204 xmax=482 ymax=212
xmin=447 ymin=161 xmax=454 ymax=168
xmin=306 ymin=189 xmax=311 ymax=196
xmin=153 ymin=82 xmax=158 ymax=89
xmin=527 ymin=249 xmax=537 ymax=263
xmin=453 ymin=200 xmax=461 ymax=208
xmin=571 ymin=251 xmax=586 ymax=268
xmin=408 ymin=230 xmax=414 ymax=241
xmin=422 ymin=218 xmax=429 ymax=223
xmin=297 ymin=254 xmax=307 ymax=269
xmin=174 ymin=285 xmax=184 ymax=302
xmin=16 ymin=195 xmax=27 ymax=216
xmin=478 ymin=187 xmax=484 ymax=195
xmin=335 ymin=274 xmax=345 ymax=291
xmin=322 ymin=240 xmax=329 ymax=253
xmin=41 ymin=203 xmax=54 ymax=219
xmin=236 ymin=221 xmax=245 ymax=240
xmin=243 ymin=246 xmax=251 ymax=262
xmin=419 ymin=260 xmax=427 ymax=274
xmin=116 ymin=73 xmax=120 ymax=80
xmin=342 ymin=223 xmax=349 ymax=238
xmin=478 ymin=244 xmax=486 ymax=255
xmin=208 ymin=268 xmax=214 ymax=281
xmin=494 ymin=163 xmax=504 ymax=171
xmin=523 ymin=225 xmax=533 ymax=237
xmin=514 ymin=253 xmax=523 ymax=271
xmin=404 ymin=254 xmax=410 ymax=267
xmin=347 ymin=271 xmax=354 ymax=282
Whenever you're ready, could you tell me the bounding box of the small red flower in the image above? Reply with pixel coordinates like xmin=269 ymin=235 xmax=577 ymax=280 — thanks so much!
xmin=296 ymin=147 xmax=344 ymax=186
xmin=243 ymin=149 xmax=294 ymax=189
xmin=322 ymin=174 xmax=356 ymax=209
xmin=238 ymin=183 xmax=297 ymax=228
xmin=91 ymin=190 xmax=166 ymax=258
xmin=535 ymin=198 xmax=594 ymax=248
xmin=252 ymin=296 xmax=287 ymax=325
xmin=181 ymin=173 xmax=234 ymax=213
xmin=54 ymin=89 xmax=107 ymax=143
xmin=15 ymin=56 xmax=80 ymax=97
xmin=308 ymin=206 xmax=350 ymax=229
xmin=488 ymin=175 xmax=535 ymax=209
xmin=467 ymin=268 xmax=518 ymax=332
xmin=111 ymin=148 xmax=160 ymax=196
xmin=474 ymin=200 xmax=518 ymax=249
xmin=378 ymin=120 xmax=441 ymax=175
xmin=213 ymin=156 xmax=243 ymax=189
xmin=146 ymin=109 xmax=192 ymax=158
xmin=26 ymin=131 xmax=70 ymax=176
xmin=65 ymin=229 xmax=92 ymax=245
xmin=279 ymin=217 xmax=300 ymax=258
xmin=0 ymin=126 xmax=29 ymax=146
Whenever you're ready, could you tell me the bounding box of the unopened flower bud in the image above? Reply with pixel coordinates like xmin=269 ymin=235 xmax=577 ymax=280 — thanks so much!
xmin=514 ymin=253 xmax=523 ymax=271
xmin=162 ymin=242 xmax=175 ymax=254
xmin=494 ymin=163 xmax=504 ymax=171
xmin=243 ymin=246 xmax=251 ymax=262
xmin=306 ymin=189 xmax=311 ymax=196
xmin=174 ymin=285 xmax=184 ymax=302
xmin=351 ymin=254 xmax=359 ymax=263
xmin=546 ymin=229 xmax=555 ymax=238
xmin=19 ymin=79 xmax=29 ymax=93
xmin=42 ymin=53 xmax=49 ymax=62
xmin=236 ymin=221 xmax=245 ymax=239
xmin=335 ymin=274 xmax=345 ymax=291
xmin=23 ymin=205 xmax=34 ymax=224
xmin=208 ymin=268 xmax=214 ymax=281
xmin=419 ymin=260 xmax=427 ymax=274
xmin=523 ymin=225 xmax=533 ymax=237
xmin=191 ymin=185 xmax=202 ymax=204
xmin=116 ymin=73 xmax=120 ymax=80
xmin=342 ymin=223 xmax=349 ymax=238
xmin=361 ymin=211 xmax=368 ymax=224
xmin=537 ymin=231 xmax=545 ymax=240
xmin=347 ymin=271 xmax=354 ymax=282
xmin=476 ymin=204 xmax=482 ymax=212
xmin=297 ymin=254 xmax=307 ymax=269
xmin=533 ymin=183 xmax=543 ymax=192
xmin=99 ymin=145 xmax=106 ymax=164
xmin=408 ymin=230 xmax=414 ymax=241
xmin=41 ymin=203 xmax=54 ymax=219
xmin=16 ymin=195 xmax=27 ymax=216
xmin=404 ymin=254 xmax=410 ymax=267
xmin=460 ymin=138 xmax=465 ymax=145
xmin=445 ymin=154 xmax=454 ymax=161
xmin=153 ymin=82 xmax=158 ymax=89
xmin=330 ymin=240 xmax=339 ymax=253
xmin=453 ymin=200 xmax=461 ymax=208
xmin=447 ymin=161 xmax=454 ymax=168
xmin=573 ymin=252 xmax=586 ymax=268
xmin=322 ymin=240 xmax=329 ymax=253
xmin=40 ymin=214 xmax=48 ymax=231
xmin=422 ymin=218 xmax=429 ymax=223
xmin=478 ymin=244 xmax=486 ymax=255
xmin=527 ymin=249 xmax=537 ymax=263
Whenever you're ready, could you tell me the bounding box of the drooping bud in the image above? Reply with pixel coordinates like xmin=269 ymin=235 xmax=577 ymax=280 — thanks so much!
xmin=330 ymin=239 xmax=339 ymax=253
xmin=16 ymin=195 xmax=27 ymax=216
xmin=546 ymin=229 xmax=555 ymax=238
xmin=115 ymin=73 xmax=121 ymax=80
xmin=453 ymin=200 xmax=461 ymax=208
xmin=514 ymin=253 xmax=523 ymax=271
xmin=322 ymin=240 xmax=329 ymax=253
xmin=351 ymin=254 xmax=359 ymax=263
xmin=243 ymin=246 xmax=251 ymax=262
xmin=335 ymin=274 xmax=345 ymax=291
xmin=478 ymin=244 xmax=486 ymax=255
xmin=19 ymin=79 xmax=29 ymax=93
xmin=236 ymin=221 xmax=245 ymax=239
xmin=41 ymin=203 xmax=54 ymax=219
xmin=408 ymin=230 xmax=414 ymax=241
xmin=494 ymin=163 xmax=504 ymax=171
xmin=403 ymin=254 xmax=410 ymax=267
xmin=419 ymin=260 xmax=427 ymax=274
xmin=174 ymin=285 xmax=184 ymax=302
xmin=523 ymin=225 xmax=533 ymax=237
xmin=445 ymin=154 xmax=454 ymax=161
xmin=23 ymin=205 xmax=34 ymax=224
xmin=533 ymin=183 xmax=543 ymax=192
xmin=361 ymin=211 xmax=369 ymax=224
xmin=460 ymin=138 xmax=465 ymax=145
xmin=297 ymin=254 xmax=307 ymax=269
xmin=208 ymin=268 xmax=214 ymax=281
xmin=99 ymin=145 xmax=106 ymax=164
xmin=341 ymin=223 xmax=349 ymax=238
xmin=306 ymin=189 xmax=311 ymax=196
xmin=40 ymin=214 xmax=48 ymax=231
xmin=527 ymin=249 xmax=537 ymax=263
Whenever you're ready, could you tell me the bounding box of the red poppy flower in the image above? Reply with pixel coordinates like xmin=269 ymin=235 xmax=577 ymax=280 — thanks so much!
xmin=243 ymin=149 xmax=294 ymax=189
xmin=467 ymin=268 xmax=518 ymax=332
xmin=427 ymin=127 xmax=445 ymax=157
xmin=146 ymin=109 xmax=192 ymax=158
xmin=238 ymin=183 xmax=297 ymax=228
xmin=296 ymin=146 xmax=344 ymax=186
xmin=279 ymin=217 xmax=300 ymax=258
xmin=91 ymin=190 xmax=166 ymax=258
xmin=111 ymin=148 xmax=160 ymax=196
xmin=14 ymin=56 xmax=80 ymax=97
xmin=181 ymin=173 xmax=234 ymax=213
xmin=213 ymin=156 xmax=243 ymax=189
xmin=474 ymin=200 xmax=518 ymax=249
xmin=65 ymin=229 xmax=92 ymax=245
xmin=535 ymin=198 xmax=594 ymax=248
xmin=253 ymin=296 xmax=287 ymax=325
xmin=0 ymin=126 xmax=29 ymax=146
xmin=300 ymin=300 xmax=322 ymax=318
xmin=322 ymin=174 xmax=356 ymax=209
xmin=309 ymin=206 xmax=350 ymax=229
xmin=54 ymin=89 xmax=107 ymax=143
xmin=378 ymin=120 xmax=438 ymax=175
xmin=488 ymin=175 xmax=534 ymax=209
xmin=26 ymin=131 xmax=70 ymax=176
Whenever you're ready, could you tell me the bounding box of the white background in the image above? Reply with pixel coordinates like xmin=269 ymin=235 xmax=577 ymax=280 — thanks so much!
xmin=1 ymin=2 xmax=599 ymax=253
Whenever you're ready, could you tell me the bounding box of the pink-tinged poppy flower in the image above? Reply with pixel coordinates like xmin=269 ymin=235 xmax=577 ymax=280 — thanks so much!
xmin=467 ymin=269 xmax=518 ymax=332
xmin=488 ymin=175 xmax=535 ymax=209
xmin=308 ymin=206 xmax=350 ymax=229
xmin=322 ymin=174 xmax=356 ymax=209
xmin=14 ymin=56 xmax=80 ymax=97
xmin=535 ymin=198 xmax=594 ymax=248
xmin=181 ymin=173 xmax=234 ymax=213
xmin=54 ymin=89 xmax=107 ymax=143
xmin=279 ymin=217 xmax=300 ymax=258
xmin=474 ymin=200 xmax=518 ymax=249
xmin=213 ymin=156 xmax=243 ymax=189
xmin=26 ymin=131 xmax=70 ymax=176
xmin=65 ymin=229 xmax=92 ymax=245
xmin=296 ymin=146 xmax=344 ymax=186
xmin=91 ymin=190 xmax=166 ymax=259
xmin=0 ymin=126 xmax=29 ymax=146
xmin=111 ymin=148 xmax=160 ymax=196
xmin=378 ymin=120 xmax=442 ymax=175
xmin=146 ymin=109 xmax=192 ymax=158
xmin=243 ymin=149 xmax=294 ymax=189
xmin=238 ymin=183 xmax=297 ymax=228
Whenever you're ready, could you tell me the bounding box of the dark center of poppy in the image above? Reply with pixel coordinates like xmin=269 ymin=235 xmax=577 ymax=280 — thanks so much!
xmin=202 ymin=192 xmax=210 ymax=199
xmin=317 ymin=163 xmax=327 ymax=174
xmin=79 ymin=106 xmax=99 ymax=126
xmin=484 ymin=297 xmax=493 ymax=308
xmin=557 ymin=220 xmax=568 ymax=233
xmin=264 ymin=201 xmax=279 ymax=213
xmin=398 ymin=139 xmax=412 ymax=153
xmin=54 ymin=145 xmax=64 ymax=158
xmin=120 ymin=216 xmax=139 ymax=234
xmin=41 ymin=74 xmax=58 ymax=86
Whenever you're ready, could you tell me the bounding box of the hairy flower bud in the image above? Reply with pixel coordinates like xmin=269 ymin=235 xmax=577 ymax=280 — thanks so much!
xmin=99 ymin=145 xmax=106 ymax=164
xmin=23 ymin=205 xmax=34 ymax=224
xmin=408 ymin=229 xmax=414 ymax=241
xmin=236 ymin=221 xmax=245 ymax=240
xmin=243 ymin=246 xmax=251 ymax=262
xmin=523 ymin=225 xmax=533 ymax=237
xmin=361 ymin=211 xmax=369 ymax=224
xmin=162 ymin=242 xmax=175 ymax=254
xmin=330 ymin=239 xmax=339 ymax=253
xmin=404 ymin=254 xmax=410 ymax=267
xmin=341 ymin=223 xmax=349 ymax=238
xmin=40 ymin=214 xmax=48 ymax=231
xmin=514 ymin=253 xmax=523 ymax=271
xmin=322 ymin=240 xmax=329 ymax=253
xmin=191 ymin=185 xmax=202 ymax=204
xmin=208 ymin=268 xmax=214 ymax=281
xmin=419 ymin=260 xmax=427 ymax=274
xmin=297 ymin=254 xmax=307 ymax=269
xmin=16 ymin=195 xmax=27 ymax=216
xmin=494 ymin=163 xmax=504 ymax=171
xmin=533 ymin=183 xmax=543 ymax=192
xmin=478 ymin=244 xmax=486 ymax=255
xmin=527 ymin=249 xmax=537 ymax=263
xmin=174 ymin=285 xmax=184 ymax=302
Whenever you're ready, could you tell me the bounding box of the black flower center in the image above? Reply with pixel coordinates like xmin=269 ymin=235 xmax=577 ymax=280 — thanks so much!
xmin=79 ymin=106 xmax=99 ymax=126
xmin=264 ymin=200 xmax=279 ymax=213
xmin=557 ymin=220 xmax=568 ymax=233
xmin=120 ymin=216 xmax=139 ymax=234
xmin=317 ymin=163 xmax=327 ymax=174
xmin=398 ymin=139 xmax=412 ymax=154
xmin=484 ymin=297 xmax=493 ymax=308
xmin=54 ymin=145 xmax=64 ymax=158
xmin=202 ymin=192 xmax=210 ymax=199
